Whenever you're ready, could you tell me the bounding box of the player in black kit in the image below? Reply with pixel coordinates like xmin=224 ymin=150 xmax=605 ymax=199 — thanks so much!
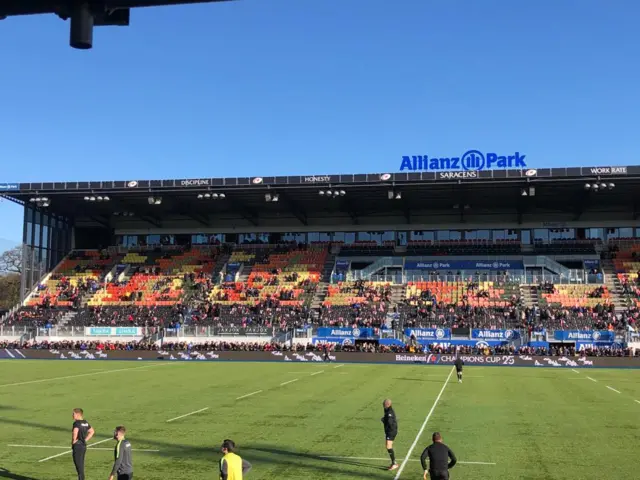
xmin=381 ymin=399 xmax=399 ymax=471
xmin=323 ymin=344 xmax=331 ymax=362
xmin=454 ymin=357 xmax=464 ymax=383
xmin=71 ymin=408 xmax=94 ymax=480
xmin=420 ymin=432 xmax=457 ymax=480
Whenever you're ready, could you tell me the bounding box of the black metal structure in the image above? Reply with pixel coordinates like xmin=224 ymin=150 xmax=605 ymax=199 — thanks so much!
xmin=0 ymin=0 xmax=234 ymax=49
xmin=1 ymin=165 xmax=639 ymax=232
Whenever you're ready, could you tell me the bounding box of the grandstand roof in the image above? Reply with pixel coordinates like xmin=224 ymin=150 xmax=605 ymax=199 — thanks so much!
xmin=2 ymin=165 xmax=639 ymax=231
xmin=0 ymin=0 xmax=228 ymax=17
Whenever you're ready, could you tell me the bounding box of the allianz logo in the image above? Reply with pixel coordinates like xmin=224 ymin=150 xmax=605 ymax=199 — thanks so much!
xmin=476 ymin=330 xmax=513 ymax=339
xmin=330 ymin=329 xmax=351 ymax=336
xmin=409 ymin=329 xmax=446 ymax=339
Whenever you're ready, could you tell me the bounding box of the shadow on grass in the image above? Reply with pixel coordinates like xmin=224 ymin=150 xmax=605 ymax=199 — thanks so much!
xmin=0 ymin=468 xmax=40 ymax=480
xmin=243 ymin=444 xmax=390 ymax=473
xmin=0 ymin=418 xmax=391 ymax=479
xmin=393 ymin=377 xmax=448 ymax=383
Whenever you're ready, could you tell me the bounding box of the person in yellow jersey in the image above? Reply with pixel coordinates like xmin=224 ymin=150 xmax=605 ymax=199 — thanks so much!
xmin=220 ymin=439 xmax=252 ymax=480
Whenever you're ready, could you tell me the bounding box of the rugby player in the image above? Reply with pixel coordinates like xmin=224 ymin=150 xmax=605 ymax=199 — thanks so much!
xmin=381 ymin=399 xmax=398 ymax=471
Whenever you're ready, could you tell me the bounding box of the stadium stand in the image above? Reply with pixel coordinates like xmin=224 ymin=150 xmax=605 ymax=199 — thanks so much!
xmin=26 ymin=250 xmax=116 ymax=308
xmin=2 ymin=241 xmax=637 ymax=336
xmin=319 ymin=280 xmax=391 ymax=327
xmin=1 ymin=166 xmax=640 ymax=357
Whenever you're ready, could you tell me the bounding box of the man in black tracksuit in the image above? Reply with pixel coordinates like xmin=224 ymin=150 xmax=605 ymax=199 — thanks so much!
xmin=420 ymin=432 xmax=457 ymax=480
xmin=71 ymin=408 xmax=94 ymax=480
xmin=381 ymin=399 xmax=399 ymax=471
xmin=454 ymin=357 xmax=464 ymax=383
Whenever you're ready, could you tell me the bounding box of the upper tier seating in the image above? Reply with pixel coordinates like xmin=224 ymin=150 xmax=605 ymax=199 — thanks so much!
xmin=319 ymin=281 xmax=391 ymax=326
xmin=406 ymin=240 xmax=521 ymax=256
xmin=405 ymin=280 xmax=520 ymax=308
xmin=339 ymin=242 xmax=396 ymax=256
xmin=26 ymin=251 xmax=117 ymax=307
xmin=207 ymin=246 xmax=326 ymax=306
xmin=611 ymin=241 xmax=640 ymax=307
xmin=532 ymin=239 xmax=599 ymax=255
xmin=88 ymin=248 xmax=218 ymax=307
xmin=539 ymin=284 xmax=611 ymax=308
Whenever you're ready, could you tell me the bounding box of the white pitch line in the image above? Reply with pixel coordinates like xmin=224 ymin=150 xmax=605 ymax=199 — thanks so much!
xmin=280 ymin=378 xmax=299 ymax=386
xmin=333 ymin=364 xmax=345 ymax=369
xmin=166 ymin=407 xmax=209 ymax=423
xmin=586 ymin=376 xmax=597 ymax=382
xmin=236 ymin=390 xmax=262 ymax=400
xmin=635 ymin=400 xmax=640 ymax=405
xmin=10 ymin=445 xmax=70 ymax=449
xmin=8 ymin=444 xmax=159 ymax=452
xmin=606 ymin=386 xmax=621 ymax=394
xmin=572 ymin=369 xmax=580 ymax=374
xmin=0 ymin=364 xmax=169 ymax=388
xmin=310 ymin=370 xmax=324 ymax=376
xmin=319 ymin=456 xmax=495 ymax=465
xmin=38 ymin=438 xmax=112 ymax=462
xmin=394 ymin=367 xmax=455 ymax=480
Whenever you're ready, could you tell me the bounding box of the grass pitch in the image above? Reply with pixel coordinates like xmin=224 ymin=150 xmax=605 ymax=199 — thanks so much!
xmin=0 ymin=360 xmax=639 ymax=480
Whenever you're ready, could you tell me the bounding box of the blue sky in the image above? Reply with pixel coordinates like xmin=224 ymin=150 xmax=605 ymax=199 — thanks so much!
xmin=1 ymin=0 xmax=639 ymax=245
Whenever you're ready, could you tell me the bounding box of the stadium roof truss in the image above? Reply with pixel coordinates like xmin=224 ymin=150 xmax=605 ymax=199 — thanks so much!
xmin=1 ymin=166 xmax=639 ymax=232
xmin=0 ymin=1 xmax=234 ymax=49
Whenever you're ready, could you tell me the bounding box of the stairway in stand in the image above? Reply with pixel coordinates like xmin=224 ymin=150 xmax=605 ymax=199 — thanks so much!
xmin=519 ymin=285 xmax=539 ymax=308
xmin=310 ymin=252 xmax=337 ymax=311
xmin=57 ymin=310 xmax=79 ymax=327
xmin=600 ymin=258 xmax=631 ymax=311
xmin=390 ymin=284 xmax=406 ymax=305
xmin=212 ymin=252 xmax=231 ymax=280
xmin=311 ymin=282 xmax=329 ymax=310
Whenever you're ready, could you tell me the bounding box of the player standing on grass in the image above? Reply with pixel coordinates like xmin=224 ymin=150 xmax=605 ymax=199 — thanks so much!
xmin=420 ymin=432 xmax=457 ymax=480
xmin=220 ymin=439 xmax=252 ymax=480
xmin=454 ymin=357 xmax=464 ymax=383
xmin=109 ymin=426 xmax=133 ymax=480
xmin=381 ymin=399 xmax=399 ymax=471
xmin=71 ymin=408 xmax=94 ymax=480
xmin=323 ymin=344 xmax=331 ymax=362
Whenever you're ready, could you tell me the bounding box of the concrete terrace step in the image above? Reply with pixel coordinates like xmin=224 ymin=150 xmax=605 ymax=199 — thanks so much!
xmin=311 ymin=282 xmax=329 ymax=308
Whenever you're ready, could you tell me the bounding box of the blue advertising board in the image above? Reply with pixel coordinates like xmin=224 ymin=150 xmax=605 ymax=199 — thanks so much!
xmin=404 ymin=328 xmax=451 ymax=340
xmin=414 ymin=339 xmax=510 ymax=348
xmin=527 ymin=341 xmax=550 ymax=349
xmin=575 ymin=342 xmax=624 ymax=351
xmin=85 ymin=327 xmax=141 ymax=336
xmin=471 ymin=329 xmax=520 ymax=340
xmin=583 ymin=260 xmax=600 ymax=269
xmin=405 ymin=260 xmax=524 ymax=271
xmin=312 ymin=337 xmax=356 ymax=346
xmin=553 ymin=330 xmax=614 ymax=343
xmin=316 ymin=327 xmax=376 ymax=338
